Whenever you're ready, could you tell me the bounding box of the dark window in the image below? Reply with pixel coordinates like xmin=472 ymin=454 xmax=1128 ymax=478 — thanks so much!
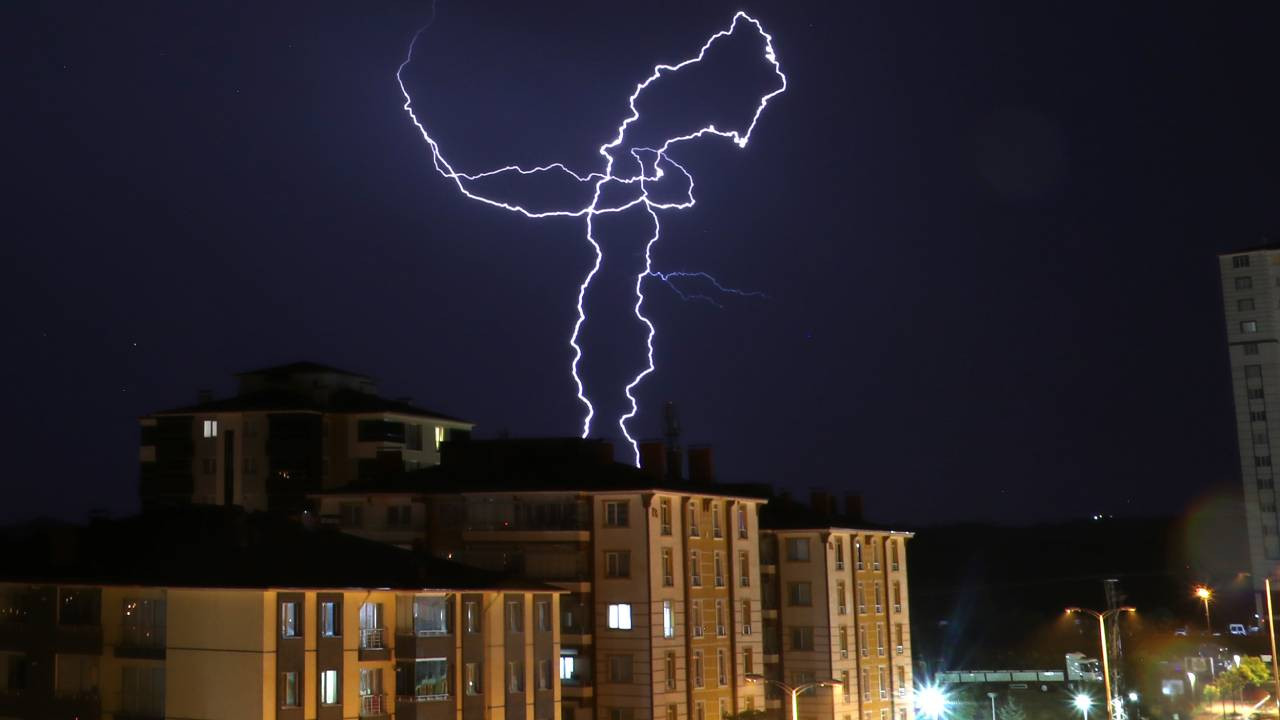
xmin=405 ymin=424 xmax=423 ymax=450
xmin=1235 ymin=256 xmax=1252 ymax=268
xmin=357 ymin=420 xmax=406 ymax=443
xmin=1238 ymin=277 xmax=1255 ymax=290
xmin=320 ymin=601 xmax=341 ymax=637
xmin=58 ymin=589 xmax=100 ymax=626
xmin=1245 ymin=343 xmax=1261 ymax=355
xmin=1247 ymin=365 xmax=1265 ymax=378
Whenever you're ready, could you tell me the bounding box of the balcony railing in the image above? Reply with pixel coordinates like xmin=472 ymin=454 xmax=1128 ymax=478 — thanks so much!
xmin=360 ymin=628 xmax=385 ymax=649
xmin=360 ymin=693 xmax=388 ymax=716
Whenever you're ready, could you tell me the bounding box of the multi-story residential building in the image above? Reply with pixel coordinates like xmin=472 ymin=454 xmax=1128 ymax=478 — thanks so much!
xmin=0 ymin=507 xmax=560 ymax=720
xmin=759 ymin=498 xmax=915 ymax=720
xmin=312 ymin=439 xmax=769 ymax=720
xmin=1218 ymin=245 xmax=1280 ymax=611
xmin=139 ymin=362 xmax=472 ymax=513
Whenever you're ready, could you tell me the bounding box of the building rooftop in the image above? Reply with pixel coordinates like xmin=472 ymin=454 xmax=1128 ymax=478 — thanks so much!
xmin=1217 ymin=238 xmax=1280 ymax=256
xmin=314 ymin=438 xmax=770 ymax=499
xmin=234 ymin=361 xmax=372 ymax=379
xmin=149 ymin=387 xmax=469 ymax=423
xmin=0 ymin=506 xmax=550 ymax=592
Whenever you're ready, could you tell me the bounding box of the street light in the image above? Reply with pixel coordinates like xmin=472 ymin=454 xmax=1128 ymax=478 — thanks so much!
xmin=745 ymin=673 xmax=842 ymax=720
xmin=917 ymin=684 xmax=950 ymax=720
xmin=1075 ymin=693 xmax=1094 ymax=720
xmin=1065 ymin=606 xmax=1136 ymax=720
xmin=1195 ymin=586 xmax=1213 ymax=633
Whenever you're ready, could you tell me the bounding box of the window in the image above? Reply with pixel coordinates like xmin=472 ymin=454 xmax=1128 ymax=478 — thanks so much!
xmin=874 ymin=581 xmax=883 ymax=613
xmin=1259 ymin=456 xmax=1273 ymax=468
xmin=1243 ymin=320 xmax=1260 ymax=333
xmin=508 ymin=660 xmax=525 ymax=692
xmin=717 ymin=649 xmax=727 ymax=686
xmin=1241 ymin=298 xmax=1258 ymax=311
xmin=857 ymin=582 xmax=867 ymax=613
xmin=689 ymin=505 xmax=700 ymax=536
xmin=739 ymin=551 xmax=750 ymax=587
xmin=893 ymin=582 xmax=902 ymax=613
xmin=660 ymin=498 xmax=672 ymax=535
xmin=320 ymin=601 xmax=341 ymax=637
xmin=414 ymin=596 xmax=449 ymax=635
xmin=434 ymin=425 xmax=446 ymax=448
xmin=791 ymin=626 xmax=814 ymax=650
xmin=794 ymin=671 xmax=817 ymax=695
xmin=878 ymin=666 xmax=887 ymax=698
xmin=690 ymin=550 xmax=702 ymax=586
xmin=4 ymin=653 xmax=29 ymax=693
xmin=560 ymin=652 xmax=578 ymax=682
xmin=1235 ymin=255 xmax=1252 ymax=268
xmin=862 ymin=669 xmax=871 ymax=701
xmin=744 ymin=647 xmax=755 ymax=674
xmin=890 ymin=539 xmax=900 ymax=571
xmin=607 ymin=603 xmax=632 ymax=630
xmin=871 ymin=537 xmax=881 ymax=569
xmin=855 ymin=540 xmax=864 ymax=569
xmin=714 ymin=552 xmax=725 ymax=587
xmin=835 ymin=537 xmax=845 ymax=569
xmin=507 ymin=599 xmax=524 ymax=633
xmin=788 ymin=582 xmax=812 ymax=606
xmin=466 ymin=662 xmax=483 ymax=695
xmin=1246 ymin=342 xmax=1261 ymax=355
xmin=58 ymin=589 xmax=99 ymax=626
xmin=203 ymin=419 xmax=218 ymax=438
xmin=605 ymin=551 xmax=631 ymax=578
xmin=842 ymin=670 xmax=852 ymax=703
xmin=1262 ymin=478 xmax=1276 ymax=490
xmin=604 ymin=500 xmax=629 ymax=527
xmin=1238 ymin=276 xmax=1255 ymax=290
xmin=321 ymin=669 xmax=339 ymax=705
xmin=358 ymin=419 xmax=405 ymax=443
xmin=877 ymin=622 xmax=885 ymax=655
xmin=898 ymin=665 xmax=907 ymax=694
xmin=608 ymin=655 xmax=634 ymax=683
xmin=409 ymin=659 xmax=449 ymax=699
xmin=465 ymin=600 xmax=481 ymax=633
xmin=201 ymin=458 xmax=216 ymax=475
xmin=1248 ymin=364 xmax=1265 ymax=378
xmin=839 ymin=625 xmax=849 ymax=657
xmin=339 ymin=502 xmax=363 ymax=528
xmin=693 ymin=651 xmax=705 ymax=688
xmin=663 ymin=600 xmax=676 ymax=638
xmin=715 ymin=600 xmax=726 ymax=636
xmin=537 ymin=659 xmax=552 ymax=690
xmin=1254 ymin=412 xmax=1269 ymax=422
xmin=387 ymin=505 xmax=412 ymax=528
xmin=785 ymin=537 xmax=810 ymax=561
xmin=738 ymin=506 xmax=748 ymax=538
xmin=662 ymin=548 xmax=674 ymax=586
xmin=360 ymin=602 xmax=383 ymax=648
xmin=712 ymin=503 xmax=722 ymax=538
xmin=243 ymin=456 xmax=257 ymax=474
xmin=281 ymin=601 xmax=301 ymax=638
xmin=837 ymin=581 xmax=848 ymax=614
xmin=536 ymin=600 xmax=552 ymax=631
xmin=121 ymin=665 xmax=164 ymax=717
xmin=691 ymin=599 xmax=703 ymax=637
xmin=282 ymin=671 xmax=300 ymax=707
xmin=668 ymin=705 xmax=679 ymax=720
xmin=1251 ymin=388 xmax=1267 ymax=399
xmin=121 ymin=598 xmax=164 ymax=648
xmin=741 ymin=600 xmax=752 ymax=635
xmin=665 ymin=652 xmax=677 ymax=689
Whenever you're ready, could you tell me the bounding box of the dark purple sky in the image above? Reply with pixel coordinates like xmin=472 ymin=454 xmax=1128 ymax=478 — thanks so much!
xmin=2 ymin=1 xmax=1277 ymax=525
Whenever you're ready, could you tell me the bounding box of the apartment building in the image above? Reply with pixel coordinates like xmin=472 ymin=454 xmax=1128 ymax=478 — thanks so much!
xmin=0 ymin=508 xmax=560 ymax=720
xmin=1218 ymin=244 xmax=1280 ymax=610
xmin=139 ymin=362 xmax=472 ymax=513
xmin=759 ymin=499 xmax=914 ymax=720
xmin=312 ymin=439 xmax=768 ymax=720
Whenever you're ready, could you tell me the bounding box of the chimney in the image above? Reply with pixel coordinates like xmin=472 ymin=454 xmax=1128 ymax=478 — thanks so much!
xmin=844 ymin=494 xmax=864 ymax=523
xmin=197 ymin=388 xmax=214 ymax=403
xmin=811 ymin=490 xmax=833 ymax=517
xmin=639 ymin=441 xmax=666 ymax=481
xmin=688 ymin=446 xmax=714 ymax=484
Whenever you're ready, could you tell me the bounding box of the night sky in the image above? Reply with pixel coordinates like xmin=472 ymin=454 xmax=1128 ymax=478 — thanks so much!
xmin=3 ymin=2 xmax=1278 ymax=526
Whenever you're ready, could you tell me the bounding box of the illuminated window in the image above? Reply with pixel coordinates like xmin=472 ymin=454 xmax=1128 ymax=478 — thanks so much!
xmin=560 ymin=652 xmax=577 ymax=681
xmin=320 ymin=601 xmax=340 ymax=637
xmin=320 ymin=669 xmax=339 ymax=705
xmin=663 ymin=600 xmax=675 ymax=638
xmin=466 ymin=662 xmax=482 ymax=695
xmin=434 ymin=426 xmax=446 ymax=448
xmin=1243 ymin=320 xmax=1259 ymax=333
xmin=282 ymin=671 xmax=299 ymax=707
xmin=280 ymin=601 xmax=300 ymax=638
xmin=607 ymin=603 xmax=632 ymax=630
xmin=202 ymin=420 xmax=218 ymax=438
xmin=412 ymin=659 xmax=449 ymax=699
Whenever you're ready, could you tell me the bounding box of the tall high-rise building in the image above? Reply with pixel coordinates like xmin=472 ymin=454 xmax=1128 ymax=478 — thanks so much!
xmin=139 ymin=362 xmax=472 ymax=512
xmin=1218 ymin=246 xmax=1280 ymax=607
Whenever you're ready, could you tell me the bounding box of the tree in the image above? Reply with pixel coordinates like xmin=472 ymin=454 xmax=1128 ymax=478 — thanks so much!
xmin=998 ymin=696 xmax=1027 ymax=720
xmin=1204 ymin=684 xmax=1222 ymax=703
xmin=1237 ymin=656 xmax=1271 ymax=688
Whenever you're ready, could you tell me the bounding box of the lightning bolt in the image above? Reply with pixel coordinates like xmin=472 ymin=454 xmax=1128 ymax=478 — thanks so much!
xmin=397 ymin=8 xmax=786 ymax=464
xmin=648 ymin=271 xmax=769 ymax=309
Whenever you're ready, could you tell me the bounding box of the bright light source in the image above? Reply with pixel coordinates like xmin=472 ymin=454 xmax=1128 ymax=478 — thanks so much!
xmin=1127 ymin=692 xmax=1139 ymax=703
xmin=917 ymin=685 xmax=949 ymax=719
xmin=1195 ymin=586 xmax=1212 ymax=600
xmin=1074 ymin=694 xmax=1093 ymax=712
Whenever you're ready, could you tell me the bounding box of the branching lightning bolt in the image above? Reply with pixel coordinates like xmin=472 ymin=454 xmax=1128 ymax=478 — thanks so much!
xmin=396 ymin=8 xmax=786 ymax=464
xmin=648 ymin=271 xmax=769 ymax=309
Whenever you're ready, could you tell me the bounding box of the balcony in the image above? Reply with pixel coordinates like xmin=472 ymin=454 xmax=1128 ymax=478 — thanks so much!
xmin=360 ymin=693 xmax=390 ymax=718
xmin=117 ymin=624 xmax=166 ymax=660
xmin=359 ymin=628 xmax=390 ymax=661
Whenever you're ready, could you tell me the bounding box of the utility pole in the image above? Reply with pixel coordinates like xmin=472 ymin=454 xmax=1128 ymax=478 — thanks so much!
xmin=1104 ymin=579 xmax=1126 ymax=714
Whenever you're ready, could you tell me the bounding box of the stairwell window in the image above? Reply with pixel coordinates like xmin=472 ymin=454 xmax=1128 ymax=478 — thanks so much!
xmin=202 ymin=420 xmax=218 ymax=438
xmin=280 ymin=601 xmax=300 ymax=638
xmin=785 ymin=538 xmax=810 ymax=562
xmin=663 ymin=600 xmax=675 ymax=638
xmin=662 ymin=548 xmax=674 ymax=587
xmin=604 ymin=501 xmax=629 ymax=527
xmin=320 ymin=669 xmax=339 ymax=705
xmin=605 ymin=551 xmax=631 ymax=579
xmin=607 ymin=603 xmax=632 ymax=630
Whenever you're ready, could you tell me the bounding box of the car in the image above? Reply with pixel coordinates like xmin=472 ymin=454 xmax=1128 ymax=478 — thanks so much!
xmin=1175 ymin=627 xmax=1188 ymax=636
xmin=1229 ymin=624 xmax=1246 ymax=636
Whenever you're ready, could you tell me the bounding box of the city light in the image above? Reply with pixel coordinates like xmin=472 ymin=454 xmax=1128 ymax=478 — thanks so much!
xmin=917 ymin=684 xmax=950 ymax=719
xmin=1194 ymin=586 xmax=1211 ymax=601
xmin=1074 ymin=693 xmax=1094 ymax=720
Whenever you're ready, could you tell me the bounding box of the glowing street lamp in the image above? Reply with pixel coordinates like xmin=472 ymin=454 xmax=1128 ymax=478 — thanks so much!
xmin=1066 ymin=606 xmax=1135 ymax=720
xmin=745 ymin=673 xmax=842 ymax=720
xmin=1075 ymin=693 xmax=1094 ymax=720
xmin=1195 ymin=586 xmax=1213 ymax=633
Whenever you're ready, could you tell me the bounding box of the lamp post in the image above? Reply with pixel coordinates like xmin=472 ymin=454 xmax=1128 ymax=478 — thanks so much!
xmin=1074 ymin=693 xmax=1094 ymax=720
xmin=1066 ymin=606 xmax=1136 ymax=720
xmin=746 ymin=673 xmax=842 ymax=720
xmin=987 ymin=692 xmax=998 ymax=720
xmin=1195 ymin=586 xmax=1213 ymax=634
